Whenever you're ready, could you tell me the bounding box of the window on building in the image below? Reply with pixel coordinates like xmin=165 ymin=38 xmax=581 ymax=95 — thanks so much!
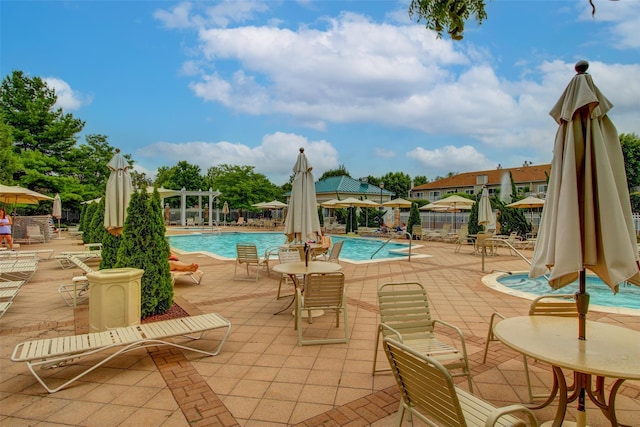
xmin=537 ymin=184 xmax=547 ymax=193
xmin=430 ymin=191 xmax=441 ymax=200
xmin=464 ymin=189 xmax=474 ymax=195
xmin=476 ymin=175 xmax=488 ymax=185
xmin=488 ymin=188 xmax=498 ymax=195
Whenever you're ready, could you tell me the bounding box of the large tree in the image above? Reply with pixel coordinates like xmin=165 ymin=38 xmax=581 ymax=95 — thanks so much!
xmin=0 ymin=70 xmax=84 ymax=156
xmin=409 ymin=0 xmax=607 ymax=40
xmin=205 ymin=164 xmax=282 ymax=216
xmin=620 ymin=133 xmax=640 ymax=191
xmin=0 ymin=114 xmax=18 ymax=183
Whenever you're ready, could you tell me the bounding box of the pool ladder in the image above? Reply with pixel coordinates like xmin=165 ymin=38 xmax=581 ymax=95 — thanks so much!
xmin=370 ymin=231 xmax=412 ymax=261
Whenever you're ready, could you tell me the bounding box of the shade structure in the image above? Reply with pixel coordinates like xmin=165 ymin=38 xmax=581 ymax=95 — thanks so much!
xmin=427 ymin=195 xmax=474 ymax=230
xmin=52 ymin=194 xmax=62 ymax=237
xmin=145 ymin=186 xmax=181 ymax=199
xmin=477 ymin=187 xmax=495 ymax=228
xmin=529 ymin=61 xmax=640 ymax=427
xmin=0 ymin=184 xmax=53 ymax=205
xmin=506 ymin=196 xmax=545 ymax=209
xmin=382 ymin=198 xmax=412 ymax=227
xmin=320 ymin=199 xmax=341 ymax=208
xmin=335 ymin=198 xmax=379 ymax=231
xmin=284 ymin=148 xmax=321 ymax=243
xmin=262 ymin=200 xmax=288 ymax=209
xmin=506 ymin=196 xmax=545 ymax=228
xmin=104 ymin=149 xmax=133 ymax=236
xmin=381 ymin=198 xmax=412 ymax=209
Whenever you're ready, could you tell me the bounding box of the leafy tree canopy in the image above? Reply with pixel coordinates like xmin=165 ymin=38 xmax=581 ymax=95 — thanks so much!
xmin=620 ymin=133 xmax=640 ymax=191
xmin=0 ymin=70 xmax=84 ymax=156
xmin=409 ymin=0 xmax=605 ymax=40
xmin=205 ymin=164 xmax=283 ymax=214
xmin=381 ymin=171 xmax=412 ymax=200
xmin=413 ymin=175 xmax=429 ymax=186
xmin=318 ymin=165 xmax=350 ymax=181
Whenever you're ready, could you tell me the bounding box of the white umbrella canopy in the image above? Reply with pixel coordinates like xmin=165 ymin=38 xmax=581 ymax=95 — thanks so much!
xmin=506 ymin=196 xmax=545 ymax=209
xmin=382 ymin=198 xmax=412 ymax=209
xmin=0 ymin=184 xmax=53 ymax=205
xmin=477 ymin=187 xmax=495 ymax=228
xmin=320 ymin=199 xmax=341 ymax=208
xmin=529 ymin=60 xmax=640 ymax=427
xmin=284 ymin=148 xmax=321 ymax=243
xmin=428 ymin=195 xmax=474 ymax=230
xmin=334 ymin=198 xmax=380 ymax=231
xmin=262 ymin=200 xmax=288 ymax=209
xmin=104 ymin=149 xmax=133 ymax=236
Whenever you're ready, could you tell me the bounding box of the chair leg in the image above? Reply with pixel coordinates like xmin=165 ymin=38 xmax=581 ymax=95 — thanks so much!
xmin=482 ymin=312 xmax=505 ymax=363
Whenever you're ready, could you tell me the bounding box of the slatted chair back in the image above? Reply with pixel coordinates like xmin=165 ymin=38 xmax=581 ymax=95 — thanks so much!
xmin=529 ymin=294 xmax=577 ymax=317
xmin=235 ymin=243 xmax=261 ymax=280
xmin=296 ymin=272 xmax=349 ymax=345
xmin=384 ymin=338 xmax=467 ymax=427
xmin=378 ymin=282 xmax=435 ymax=340
xmin=384 ymin=338 xmax=537 ymax=427
xmin=276 ymin=248 xmax=302 ymax=298
xmin=412 ymin=225 xmax=423 ymax=240
xmin=326 ymin=239 xmax=344 ymax=263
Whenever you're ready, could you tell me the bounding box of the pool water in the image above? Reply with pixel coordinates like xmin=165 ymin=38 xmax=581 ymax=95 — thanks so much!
xmin=167 ymin=232 xmax=412 ymax=262
xmin=497 ymin=273 xmax=640 ymax=310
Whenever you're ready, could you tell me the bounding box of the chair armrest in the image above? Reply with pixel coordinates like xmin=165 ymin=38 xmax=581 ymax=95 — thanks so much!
xmin=485 ymin=404 xmax=539 ymax=427
xmin=433 ymin=319 xmax=470 ymax=359
xmin=379 ymin=323 xmax=404 ymax=342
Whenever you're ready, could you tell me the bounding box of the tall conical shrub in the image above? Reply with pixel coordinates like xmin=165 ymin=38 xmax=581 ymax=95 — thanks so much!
xmin=407 ymin=202 xmax=421 ymax=239
xmin=116 ymin=190 xmax=173 ymax=318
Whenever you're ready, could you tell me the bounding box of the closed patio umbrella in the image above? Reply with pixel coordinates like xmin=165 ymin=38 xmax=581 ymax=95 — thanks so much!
xmin=284 ymin=148 xmax=321 ymax=243
xmin=529 ymin=61 xmax=640 ymax=426
xmin=104 ymin=148 xmax=133 ymax=236
xmin=477 ymin=187 xmax=495 ymax=230
xmin=222 ymin=201 xmax=230 ymax=224
xmin=52 ymin=193 xmax=62 ymax=237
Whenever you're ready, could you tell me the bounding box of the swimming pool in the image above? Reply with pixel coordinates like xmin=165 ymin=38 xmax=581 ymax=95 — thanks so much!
xmin=483 ymin=271 xmax=640 ymax=313
xmin=167 ymin=232 xmax=422 ymax=263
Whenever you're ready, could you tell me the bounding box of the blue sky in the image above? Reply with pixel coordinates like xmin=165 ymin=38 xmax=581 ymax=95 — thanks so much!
xmin=2 ymin=0 xmax=639 ymax=185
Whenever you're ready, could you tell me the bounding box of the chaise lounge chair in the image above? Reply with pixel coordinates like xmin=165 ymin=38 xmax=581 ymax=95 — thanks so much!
xmin=11 ymin=312 xmax=232 ymax=393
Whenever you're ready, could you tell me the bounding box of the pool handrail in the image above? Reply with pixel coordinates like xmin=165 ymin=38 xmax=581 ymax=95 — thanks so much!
xmin=371 ymin=231 xmax=411 ymax=261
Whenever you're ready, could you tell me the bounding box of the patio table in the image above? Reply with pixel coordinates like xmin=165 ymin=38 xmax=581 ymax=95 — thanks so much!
xmin=272 ymin=261 xmax=342 ymax=316
xmin=493 ymin=315 xmax=640 ymax=427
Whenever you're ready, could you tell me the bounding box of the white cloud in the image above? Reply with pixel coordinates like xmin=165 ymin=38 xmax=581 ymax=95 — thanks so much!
xmin=406 ymin=145 xmax=494 ymax=175
xmin=136 ymin=131 xmax=339 ymax=185
xmin=577 ymin=0 xmax=640 ymax=49
xmin=375 ymin=148 xmax=396 ymax=158
xmin=44 ymin=77 xmax=91 ymax=111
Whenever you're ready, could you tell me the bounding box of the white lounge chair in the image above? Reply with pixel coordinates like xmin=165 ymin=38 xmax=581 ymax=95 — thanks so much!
xmin=11 ymin=313 xmax=231 ymax=393
xmin=0 ymin=259 xmax=38 ymax=282
xmin=171 ymin=269 xmax=204 ymax=286
xmin=57 ymin=255 xmax=95 ymax=306
xmin=0 ymin=301 xmax=12 ymax=319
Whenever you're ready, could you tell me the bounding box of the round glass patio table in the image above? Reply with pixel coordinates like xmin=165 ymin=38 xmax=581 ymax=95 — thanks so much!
xmin=493 ymin=316 xmax=640 ymax=427
xmin=272 ymin=261 xmax=342 ymax=316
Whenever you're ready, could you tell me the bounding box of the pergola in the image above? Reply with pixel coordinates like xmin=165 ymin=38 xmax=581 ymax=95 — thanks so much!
xmin=164 ymin=188 xmax=222 ymax=226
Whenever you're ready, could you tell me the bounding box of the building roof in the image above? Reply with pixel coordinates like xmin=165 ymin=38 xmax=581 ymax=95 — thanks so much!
xmin=413 ymin=164 xmax=551 ymax=191
xmin=315 ymin=176 xmax=394 ymax=196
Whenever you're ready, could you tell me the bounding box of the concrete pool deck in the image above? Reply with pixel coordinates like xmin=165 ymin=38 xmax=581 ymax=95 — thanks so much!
xmin=1 ymin=227 xmax=638 ymax=426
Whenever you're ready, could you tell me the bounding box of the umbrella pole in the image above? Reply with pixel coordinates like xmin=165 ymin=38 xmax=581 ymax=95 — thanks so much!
xmin=576 ymin=269 xmax=589 ymax=340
